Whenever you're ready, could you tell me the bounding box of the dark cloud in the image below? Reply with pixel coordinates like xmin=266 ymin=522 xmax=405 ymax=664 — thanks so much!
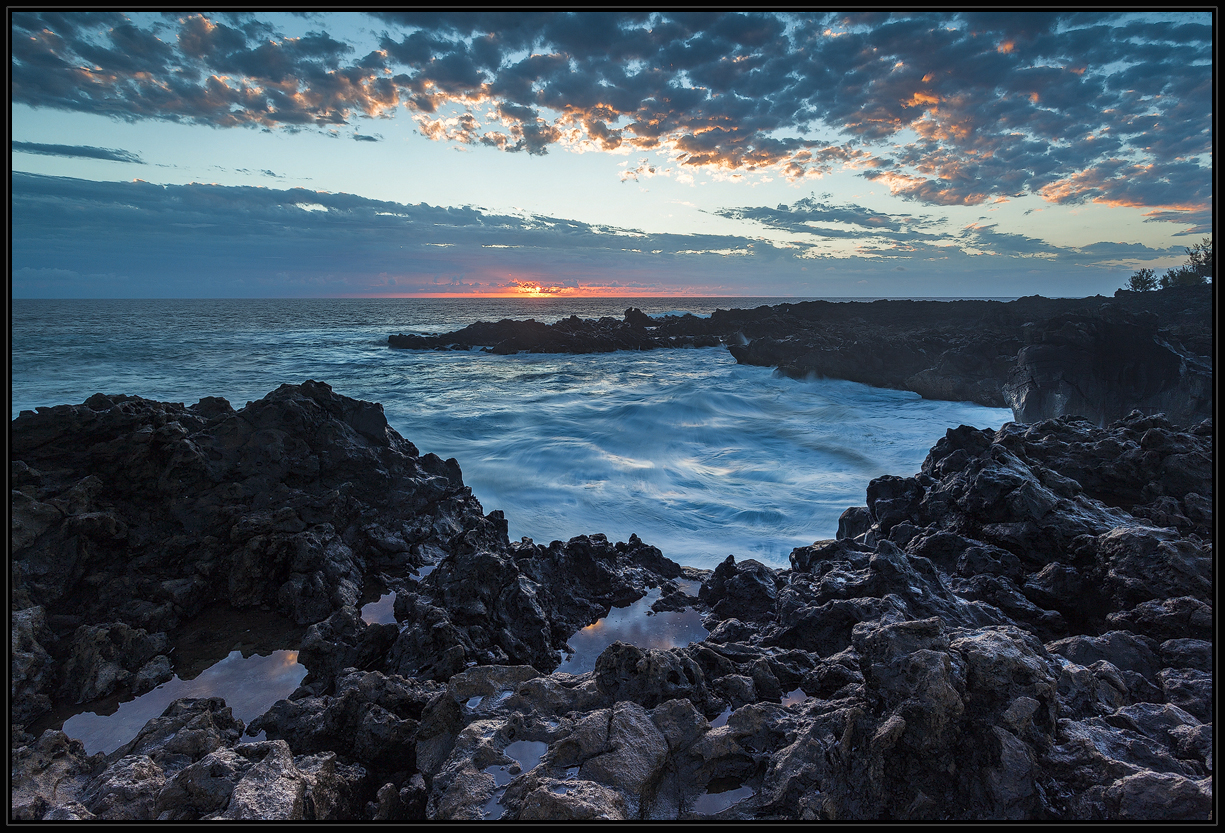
xmin=716 ymin=196 xmax=944 ymax=240
xmin=12 ymin=141 xmax=144 ymax=164
xmin=12 ymin=12 xmax=398 ymax=127
xmin=1037 ymin=157 xmax=1213 ymax=213
xmin=719 ymin=195 xmax=1183 ymax=265
xmin=11 ymin=12 xmax=1212 ymax=214
xmin=962 ymin=223 xmax=1065 ymax=257
xmin=4 ymin=172 xmax=749 ymax=259
xmin=12 ymin=173 xmax=1173 ymax=299
xmin=10 ymin=172 xmax=791 ymax=297
xmin=1142 ymin=208 xmax=1213 ymax=236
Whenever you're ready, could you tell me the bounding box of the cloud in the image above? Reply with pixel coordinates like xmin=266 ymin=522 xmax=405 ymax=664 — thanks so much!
xmin=720 ymin=195 xmax=1183 ymax=265
xmin=619 ymin=158 xmax=667 ymax=183
xmin=1142 ymin=208 xmax=1213 ymax=237
xmin=13 ymin=172 xmax=1181 ymax=298
xmin=10 ymin=12 xmax=1211 ymax=213
xmin=10 ymin=171 xmax=801 ymax=297
xmin=12 ymin=141 xmax=144 ymax=164
xmin=1038 ymin=158 xmax=1212 ymax=214
xmin=716 ymin=196 xmax=944 ymax=239
xmin=11 ymin=12 xmax=398 ymax=129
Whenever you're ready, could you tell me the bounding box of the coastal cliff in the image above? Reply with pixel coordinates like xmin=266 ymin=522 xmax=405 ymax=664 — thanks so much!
xmin=12 ymin=383 xmax=1212 ymax=820
xmin=390 ymin=287 xmax=1213 ymax=428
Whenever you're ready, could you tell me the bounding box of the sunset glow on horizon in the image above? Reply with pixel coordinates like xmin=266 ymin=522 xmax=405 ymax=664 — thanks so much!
xmin=356 ymin=286 xmax=728 ymax=300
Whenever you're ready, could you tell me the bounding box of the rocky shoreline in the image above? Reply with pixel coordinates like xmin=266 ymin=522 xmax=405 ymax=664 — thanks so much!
xmin=390 ymin=286 xmax=1212 ymax=428
xmin=11 ymin=374 xmax=1212 ymax=820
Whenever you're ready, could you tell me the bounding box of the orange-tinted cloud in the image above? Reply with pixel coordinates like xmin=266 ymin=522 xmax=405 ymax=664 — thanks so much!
xmin=1040 ymin=159 xmax=1212 ymax=216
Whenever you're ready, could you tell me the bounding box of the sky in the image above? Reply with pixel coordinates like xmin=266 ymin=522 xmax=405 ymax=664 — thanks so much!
xmin=10 ymin=11 xmax=1214 ymax=298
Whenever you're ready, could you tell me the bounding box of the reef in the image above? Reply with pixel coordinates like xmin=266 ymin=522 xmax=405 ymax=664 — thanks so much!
xmin=389 ymin=286 xmax=1213 ymax=428
xmin=11 ymin=382 xmax=1212 ymax=821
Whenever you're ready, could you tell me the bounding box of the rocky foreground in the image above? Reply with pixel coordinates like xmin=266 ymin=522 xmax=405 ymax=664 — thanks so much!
xmin=390 ymin=286 xmax=1213 ymax=428
xmin=11 ymin=381 xmax=1213 ymax=820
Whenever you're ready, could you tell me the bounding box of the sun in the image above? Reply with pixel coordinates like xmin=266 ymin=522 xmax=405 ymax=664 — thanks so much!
xmin=512 ymin=280 xmax=572 ymax=297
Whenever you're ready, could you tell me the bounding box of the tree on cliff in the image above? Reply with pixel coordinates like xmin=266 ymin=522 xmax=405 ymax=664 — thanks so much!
xmin=1124 ymin=235 xmax=1212 ymax=290
xmin=1126 ymin=268 xmax=1157 ymax=292
xmin=1174 ymin=235 xmax=1213 ymax=282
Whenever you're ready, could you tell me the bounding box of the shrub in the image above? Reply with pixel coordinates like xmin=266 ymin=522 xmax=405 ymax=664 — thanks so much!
xmin=1184 ymin=236 xmax=1213 ymax=279
xmin=1126 ymin=268 xmax=1157 ymax=291
xmin=1159 ymin=266 xmax=1207 ymax=289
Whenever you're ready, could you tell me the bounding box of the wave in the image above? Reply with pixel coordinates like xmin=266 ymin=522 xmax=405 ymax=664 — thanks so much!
xmin=381 ymin=348 xmax=1011 ymax=567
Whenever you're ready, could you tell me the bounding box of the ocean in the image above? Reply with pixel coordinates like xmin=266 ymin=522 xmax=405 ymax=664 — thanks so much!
xmin=11 ymin=297 xmax=1014 ymax=570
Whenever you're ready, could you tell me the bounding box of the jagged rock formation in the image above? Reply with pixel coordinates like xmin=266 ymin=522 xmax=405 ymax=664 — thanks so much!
xmin=11 ymin=386 xmax=1213 ymax=821
xmin=388 ymin=314 xmax=723 ymax=353
xmin=11 ymin=382 xmax=497 ymax=715
xmin=389 ymin=287 xmax=1212 ymax=426
xmin=10 ymin=383 xmax=683 ymax=722
xmin=727 ymin=289 xmax=1213 ymax=427
xmin=1003 ymin=307 xmax=1212 ymax=428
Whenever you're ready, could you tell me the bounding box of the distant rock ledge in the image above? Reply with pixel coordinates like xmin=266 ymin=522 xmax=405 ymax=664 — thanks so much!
xmin=388 ymin=311 xmax=725 ymax=353
xmin=389 ymin=286 xmax=1213 ymax=427
xmin=11 ymin=382 xmax=1212 ymax=820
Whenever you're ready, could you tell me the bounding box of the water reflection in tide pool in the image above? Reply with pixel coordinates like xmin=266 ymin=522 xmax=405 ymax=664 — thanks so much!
xmin=360 ymin=593 xmax=397 ymax=625
xmin=692 ymin=782 xmax=755 ymax=815
xmin=482 ymin=740 xmax=549 ymax=820
xmin=360 ymin=564 xmax=438 ymax=625
xmin=781 ymin=687 xmax=810 ymax=707
xmin=557 ymin=587 xmax=708 ymax=675
xmin=61 ymin=650 xmax=307 ymax=756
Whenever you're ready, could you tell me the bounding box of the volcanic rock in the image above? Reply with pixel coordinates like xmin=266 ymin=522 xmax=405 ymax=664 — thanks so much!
xmin=389 ymin=309 xmax=723 ymax=353
xmin=12 ymin=383 xmax=1212 ymax=821
xmin=389 ymin=289 xmax=1211 ymax=426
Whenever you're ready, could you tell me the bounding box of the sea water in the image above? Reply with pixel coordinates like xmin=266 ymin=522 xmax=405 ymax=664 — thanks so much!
xmin=11 ymin=297 xmax=1013 ymax=570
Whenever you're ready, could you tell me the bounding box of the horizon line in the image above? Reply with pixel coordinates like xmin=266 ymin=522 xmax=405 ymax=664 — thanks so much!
xmin=12 ymin=293 xmax=1030 ymax=301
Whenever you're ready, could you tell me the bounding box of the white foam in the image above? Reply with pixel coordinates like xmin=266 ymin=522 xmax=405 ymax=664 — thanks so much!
xmin=382 ymin=348 xmax=1010 ymax=568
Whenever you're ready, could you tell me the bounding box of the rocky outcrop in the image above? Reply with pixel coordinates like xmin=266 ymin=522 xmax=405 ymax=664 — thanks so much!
xmin=1003 ymin=307 xmax=1212 ymax=428
xmin=10 ymin=381 xmax=502 ymax=717
xmin=10 ymin=381 xmax=494 ymax=626
xmin=720 ymin=290 xmax=1211 ymax=427
xmin=389 ymin=287 xmax=1212 ymax=426
xmin=10 ymin=383 xmax=690 ymax=729
xmin=12 ymin=386 xmax=1212 ymax=821
xmin=389 ymin=313 xmax=723 ymax=353
xmin=11 ymin=698 xmax=369 ymax=821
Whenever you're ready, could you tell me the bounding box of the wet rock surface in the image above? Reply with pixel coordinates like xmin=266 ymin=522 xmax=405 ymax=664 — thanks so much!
xmin=390 ymin=288 xmax=1211 ymax=427
xmin=12 ymin=383 xmax=1213 ymax=820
